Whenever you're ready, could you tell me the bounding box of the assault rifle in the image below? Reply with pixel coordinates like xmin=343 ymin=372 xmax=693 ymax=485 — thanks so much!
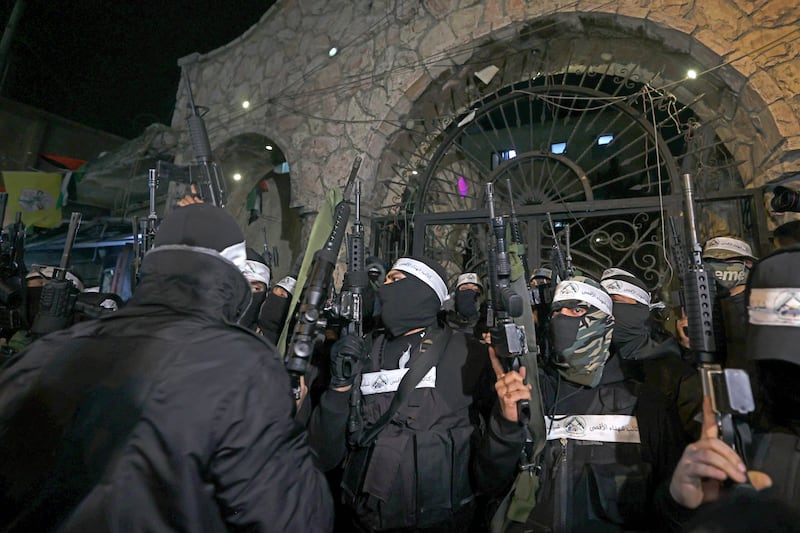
xmin=262 ymin=227 xmax=278 ymax=270
xmin=339 ymin=180 xmax=367 ymax=338
xmin=485 ymin=182 xmax=530 ymax=429
xmin=339 ymin=180 xmax=370 ymax=442
xmin=0 ymin=197 xmax=27 ymax=330
xmin=285 ymin=156 xmax=362 ymax=397
xmin=31 ymin=212 xmax=82 ymax=337
xmin=546 ymin=212 xmax=573 ymax=283
xmin=673 ymin=173 xmax=754 ymax=464
xmin=133 ymin=168 xmax=159 ymax=283
xmin=506 ymin=179 xmax=531 ymax=285
xmin=159 ymin=61 xmax=227 ymax=211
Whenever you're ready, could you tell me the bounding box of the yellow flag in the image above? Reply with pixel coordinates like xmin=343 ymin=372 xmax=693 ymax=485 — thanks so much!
xmin=2 ymin=171 xmax=63 ymax=228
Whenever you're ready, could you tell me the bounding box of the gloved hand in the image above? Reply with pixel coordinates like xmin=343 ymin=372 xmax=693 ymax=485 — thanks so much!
xmin=329 ymin=334 xmax=368 ymax=389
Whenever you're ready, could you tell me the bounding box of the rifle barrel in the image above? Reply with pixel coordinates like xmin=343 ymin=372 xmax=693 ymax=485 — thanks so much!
xmin=59 ymin=212 xmax=82 ymax=272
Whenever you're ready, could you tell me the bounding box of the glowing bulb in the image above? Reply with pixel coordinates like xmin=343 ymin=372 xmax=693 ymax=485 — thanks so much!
xmin=687 ymin=69 xmax=697 ymax=79
xmin=242 ymin=100 xmax=250 ymax=109
xmin=328 ymin=47 xmax=338 ymax=57
xmin=233 ymin=173 xmax=242 ymax=181
xmin=411 ymin=170 xmax=419 ymax=175
xmin=265 ymin=145 xmax=273 ymax=151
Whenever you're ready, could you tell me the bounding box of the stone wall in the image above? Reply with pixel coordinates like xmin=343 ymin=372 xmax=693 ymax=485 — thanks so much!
xmin=170 ymin=0 xmax=800 ymax=229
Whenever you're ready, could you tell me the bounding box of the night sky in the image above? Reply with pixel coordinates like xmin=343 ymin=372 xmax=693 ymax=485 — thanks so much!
xmin=1 ymin=0 xmax=275 ymax=139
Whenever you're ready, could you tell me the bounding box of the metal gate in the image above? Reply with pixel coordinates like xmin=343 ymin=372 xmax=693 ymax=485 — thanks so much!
xmin=372 ymin=72 xmax=767 ymax=296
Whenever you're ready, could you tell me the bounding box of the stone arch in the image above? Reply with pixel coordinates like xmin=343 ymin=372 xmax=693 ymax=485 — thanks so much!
xmin=368 ymin=9 xmax=796 ymax=252
xmin=214 ymin=132 xmax=301 ymax=281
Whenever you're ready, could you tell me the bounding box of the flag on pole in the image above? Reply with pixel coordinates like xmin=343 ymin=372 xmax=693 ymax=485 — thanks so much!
xmin=1 ymin=171 xmax=63 ymax=228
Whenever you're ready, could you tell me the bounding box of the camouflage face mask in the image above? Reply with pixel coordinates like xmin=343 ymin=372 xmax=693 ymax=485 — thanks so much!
xmin=552 ymin=308 xmax=614 ymax=388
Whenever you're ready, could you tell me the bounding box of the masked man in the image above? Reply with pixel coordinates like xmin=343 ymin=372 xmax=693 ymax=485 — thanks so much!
xmin=239 ymin=247 xmax=271 ymax=330
xmin=309 ymin=255 xmax=492 ymax=532
xmin=702 ymin=236 xmax=757 ymax=370
xmin=601 ymin=268 xmax=703 ymax=441
xmin=478 ymin=276 xmax=687 ymax=531
xmin=445 ymin=272 xmax=484 ymax=336
xmin=0 ymin=204 xmax=333 ymax=532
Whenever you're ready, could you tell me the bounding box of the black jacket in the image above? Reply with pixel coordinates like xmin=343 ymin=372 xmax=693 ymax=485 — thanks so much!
xmin=476 ymin=355 xmax=687 ymax=532
xmin=0 ymin=246 xmax=333 ymax=532
xmin=309 ymin=325 xmax=491 ymax=531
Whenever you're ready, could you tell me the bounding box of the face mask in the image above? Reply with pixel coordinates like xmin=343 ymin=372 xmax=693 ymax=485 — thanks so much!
xmin=258 ymin=291 xmax=292 ymax=339
xmin=549 ymin=313 xmax=582 ymax=354
xmin=379 ymin=277 xmax=440 ymax=337
xmin=549 ymin=309 xmax=614 ymax=387
xmin=706 ymin=260 xmax=750 ymax=294
xmin=455 ymin=290 xmax=479 ymax=320
xmin=240 ymin=290 xmax=266 ymax=330
xmin=611 ymin=303 xmax=650 ymax=359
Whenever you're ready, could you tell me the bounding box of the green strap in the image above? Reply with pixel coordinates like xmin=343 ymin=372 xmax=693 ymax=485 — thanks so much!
xmin=502 ymin=276 xmax=547 ymax=525
xmin=507 ymin=471 xmax=540 ymax=523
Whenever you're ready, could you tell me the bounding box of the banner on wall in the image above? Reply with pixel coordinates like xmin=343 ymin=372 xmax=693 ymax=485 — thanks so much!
xmin=1 ymin=171 xmax=64 ymax=228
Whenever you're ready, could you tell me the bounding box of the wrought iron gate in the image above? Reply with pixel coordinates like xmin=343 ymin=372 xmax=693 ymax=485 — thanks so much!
xmin=372 ymin=71 xmax=766 ymax=296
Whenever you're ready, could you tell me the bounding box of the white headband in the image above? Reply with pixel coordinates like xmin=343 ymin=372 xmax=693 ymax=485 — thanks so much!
xmin=456 ymin=272 xmax=483 ymax=290
xmin=275 ymin=276 xmax=297 ymax=294
xmin=393 ymin=258 xmax=448 ymax=304
xmin=704 ymin=237 xmax=754 ymax=258
xmin=748 ymin=288 xmax=800 ymax=328
xmin=220 ymin=241 xmax=247 ymax=269
xmin=241 ymin=260 xmax=271 ymax=286
xmin=553 ymin=280 xmax=613 ymax=316
xmin=601 ymin=278 xmax=650 ymax=306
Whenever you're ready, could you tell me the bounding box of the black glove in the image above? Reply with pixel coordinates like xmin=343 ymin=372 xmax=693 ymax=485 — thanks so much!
xmin=329 ymin=334 xmax=368 ymax=388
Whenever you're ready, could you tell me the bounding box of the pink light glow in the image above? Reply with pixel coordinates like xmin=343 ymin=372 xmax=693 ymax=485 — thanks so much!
xmin=457 ymin=176 xmax=469 ymax=197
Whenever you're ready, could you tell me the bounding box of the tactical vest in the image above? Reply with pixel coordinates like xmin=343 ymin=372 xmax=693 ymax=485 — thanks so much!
xmin=517 ymin=380 xmax=652 ymax=532
xmin=341 ymin=328 xmax=475 ymax=531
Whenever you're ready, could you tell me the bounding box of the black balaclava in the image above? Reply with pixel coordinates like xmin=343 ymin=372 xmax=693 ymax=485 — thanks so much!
xmin=455 ymin=290 xmax=480 ymax=320
xmin=241 ymin=290 xmax=266 ymax=330
xmin=600 ymin=268 xmax=658 ymax=360
xmin=610 ymin=302 xmax=651 ymax=359
xmin=258 ymin=276 xmax=296 ymax=344
xmin=378 ymin=256 xmax=448 ymax=338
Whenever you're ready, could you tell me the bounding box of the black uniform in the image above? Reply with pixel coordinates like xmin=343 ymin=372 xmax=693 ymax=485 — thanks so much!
xmin=477 ymin=355 xmax=687 ymax=531
xmin=310 ymin=324 xmax=491 ymax=531
xmin=0 ymin=208 xmax=333 ymax=532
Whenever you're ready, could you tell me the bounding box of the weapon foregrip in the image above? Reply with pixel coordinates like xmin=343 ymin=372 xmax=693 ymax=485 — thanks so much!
xmin=187 ymin=115 xmax=213 ymax=163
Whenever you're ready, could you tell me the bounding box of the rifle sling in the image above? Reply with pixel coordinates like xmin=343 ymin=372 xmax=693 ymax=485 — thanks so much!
xmin=354 ymin=326 xmax=450 ymax=448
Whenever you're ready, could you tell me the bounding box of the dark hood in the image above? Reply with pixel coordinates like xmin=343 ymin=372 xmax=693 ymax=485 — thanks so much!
xmin=126 ymin=245 xmax=252 ymax=325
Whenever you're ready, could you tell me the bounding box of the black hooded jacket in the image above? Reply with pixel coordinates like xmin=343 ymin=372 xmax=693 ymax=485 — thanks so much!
xmin=0 ymin=245 xmax=333 ymax=532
